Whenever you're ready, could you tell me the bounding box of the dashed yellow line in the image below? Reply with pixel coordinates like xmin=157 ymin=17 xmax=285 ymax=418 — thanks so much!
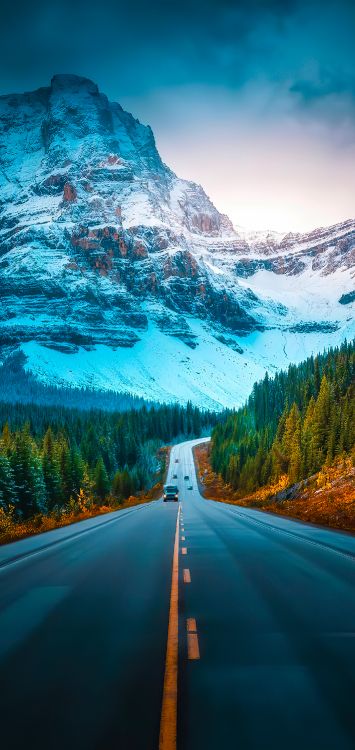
xmin=187 ymin=617 xmax=197 ymax=633
xmin=159 ymin=505 xmax=180 ymax=750
xmin=186 ymin=618 xmax=200 ymax=660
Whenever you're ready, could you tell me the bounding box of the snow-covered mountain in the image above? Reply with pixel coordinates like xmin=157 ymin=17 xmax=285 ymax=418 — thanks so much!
xmin=0 ymin=74 xmax=354 ymax=408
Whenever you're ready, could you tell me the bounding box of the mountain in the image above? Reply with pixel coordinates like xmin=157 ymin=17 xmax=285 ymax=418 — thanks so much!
xmin=0 ymin=74 xmax=354 ymax=408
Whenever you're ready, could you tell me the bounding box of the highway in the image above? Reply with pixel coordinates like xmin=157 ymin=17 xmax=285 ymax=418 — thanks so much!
xmin=1 ymin=438 xmax=355 ymax=749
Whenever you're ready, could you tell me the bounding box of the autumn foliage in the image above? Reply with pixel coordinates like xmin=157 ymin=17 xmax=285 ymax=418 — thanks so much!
xmin=195 ymin=445 xmax=355 ymax=532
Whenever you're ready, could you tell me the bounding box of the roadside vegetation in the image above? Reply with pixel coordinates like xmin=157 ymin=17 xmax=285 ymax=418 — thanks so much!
xmin=197 ymin=340 xmax=355 ymax=531
xmin=0 ymin=400 xmax=216 ymax=544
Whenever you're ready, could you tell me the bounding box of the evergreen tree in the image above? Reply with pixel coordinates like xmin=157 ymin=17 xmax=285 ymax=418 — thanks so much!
xmin=11 ymin=427 xmax=46 ymax=517
xmin=42 ymin=428 xmax=63 ymax=508
xmin=0 ymin=453 xmax=17 ymax=512
xmin=93 ymin=458 xmax=110 ymax=501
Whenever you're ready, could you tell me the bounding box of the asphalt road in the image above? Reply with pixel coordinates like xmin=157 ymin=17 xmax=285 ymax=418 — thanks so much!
xmin=1 ymin=438 xmax=355 ymax=749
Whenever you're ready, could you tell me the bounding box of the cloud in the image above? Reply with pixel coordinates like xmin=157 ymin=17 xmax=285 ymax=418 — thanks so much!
xmin=290 ymin=70 xmax=355 ymax=104
xmin=0 ymin=1 xmax=353 ymax=101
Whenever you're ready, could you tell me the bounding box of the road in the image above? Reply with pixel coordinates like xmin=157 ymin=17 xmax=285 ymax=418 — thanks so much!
xmin=1 ymin=438 xmax=355 ymax=749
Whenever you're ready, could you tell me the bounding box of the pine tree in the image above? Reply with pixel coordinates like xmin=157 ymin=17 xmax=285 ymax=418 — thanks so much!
xmin=93 ymin=458 xmax=110 ymax=502
xmin=11 ymin=428 xmax=46 ymax=518
xmin=282 ymin=404 xmax=302 ymax=483
xmin=119 ymin=468 xmax=134 ymax=499
xmin=311 ymin=375 xmax=332 ymax=469
xmin=112 ymin=471 xmax=123 ymax=502
xmin=42 ymin=428 xmax=63 ymax=508
xmin=0 ymin=422 xmax=12 ymax=454
xmin=301 ymin=397 xmax=316 ymax=476
xmin=0 ymin=453 xmax=17 ymax=512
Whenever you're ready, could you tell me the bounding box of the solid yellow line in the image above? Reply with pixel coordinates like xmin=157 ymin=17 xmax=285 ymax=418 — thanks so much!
xmin=159 ymin=504 xmax=180 ymax=750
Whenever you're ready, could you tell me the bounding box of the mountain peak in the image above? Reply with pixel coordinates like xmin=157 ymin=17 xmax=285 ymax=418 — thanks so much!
xmin=50 ymin=74 xmax=99 ymax=95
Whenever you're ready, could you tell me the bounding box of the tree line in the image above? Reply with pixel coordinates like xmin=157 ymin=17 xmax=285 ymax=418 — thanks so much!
xmin=211 ymin=340 xmax=354 ymax=493
xmin=0 ymin=400 xmax=217 ymax=519
xmin=0 ymin=350 xmax=150 ymax=411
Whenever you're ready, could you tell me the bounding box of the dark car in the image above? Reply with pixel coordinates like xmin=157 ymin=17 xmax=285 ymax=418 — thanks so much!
xmin=184 ymin=475 xmax=189 ymax=480
xmin=173 ymin=473 xmax=178 ymax=478
xmin=163 ymin=484 xmax=179 ymax=502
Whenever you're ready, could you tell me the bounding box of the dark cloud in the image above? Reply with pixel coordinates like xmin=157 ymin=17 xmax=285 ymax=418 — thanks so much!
xmin=0 ymin=0 xmax=354 ymax=121
xmin=290 ymin=71 xmax=355 ymax=104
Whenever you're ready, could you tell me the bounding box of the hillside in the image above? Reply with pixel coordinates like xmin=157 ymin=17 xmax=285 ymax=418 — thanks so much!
xmin=204 ymin=341 xmax=355 ymax=529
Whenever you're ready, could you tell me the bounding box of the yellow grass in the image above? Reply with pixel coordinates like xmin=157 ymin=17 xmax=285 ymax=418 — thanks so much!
xmin=194 ymin=444 xmax=355 ymax=533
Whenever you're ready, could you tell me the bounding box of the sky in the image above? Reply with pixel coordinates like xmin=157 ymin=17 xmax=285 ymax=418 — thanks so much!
xmin=1 ymin=0 xmax=354 ymax=232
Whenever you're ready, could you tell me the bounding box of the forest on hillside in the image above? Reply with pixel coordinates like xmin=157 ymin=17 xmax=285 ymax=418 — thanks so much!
xmin=211 ymin=340 xmax=354 ymax=493
xmin=0 ymin=400 xmax=217 ymax=522
xmin=0 ymin=350 xmax=150 ymax=411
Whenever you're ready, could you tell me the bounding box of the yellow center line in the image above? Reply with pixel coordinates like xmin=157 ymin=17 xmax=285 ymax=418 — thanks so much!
xmin=159 ymin=504 xmax=180 ymax=750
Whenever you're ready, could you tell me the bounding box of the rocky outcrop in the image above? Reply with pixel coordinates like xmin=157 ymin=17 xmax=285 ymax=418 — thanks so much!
xmin=339 ymin=291 xmax=355 ymax=305
xmin=236 ymin=219 xmax=355 ymax=277
xmin=63 ymin=182 xmax=77 ymax=202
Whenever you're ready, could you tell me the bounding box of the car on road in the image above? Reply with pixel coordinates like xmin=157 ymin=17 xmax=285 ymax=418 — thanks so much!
xmin=184 ymin=475 xmax=189 ymax=480
xmin=188 ymin=485 xmax=193 ymax=490
xmin=163 ymin=484 xmax=179 ymax=502
xmin=175 ymin=458 xmax=179 ymax=463
xmin=173 ymin=473 xmax=178 ymax=478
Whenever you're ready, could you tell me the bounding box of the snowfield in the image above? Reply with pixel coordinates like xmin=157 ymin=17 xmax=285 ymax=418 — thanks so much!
xmin=21 ymin=318 xmax=354 ymax=410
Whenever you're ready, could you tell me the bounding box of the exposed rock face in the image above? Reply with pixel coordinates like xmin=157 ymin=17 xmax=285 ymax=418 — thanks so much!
xmin=339 ymin=291 xmax=355 ymax=306
xmin=63 ymin=183 xmax=77 ymax=202
xmin=0 ymin=74 xmax=353 ymax=406
xmin=235 ymin=219 xmax=355 ymax=277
